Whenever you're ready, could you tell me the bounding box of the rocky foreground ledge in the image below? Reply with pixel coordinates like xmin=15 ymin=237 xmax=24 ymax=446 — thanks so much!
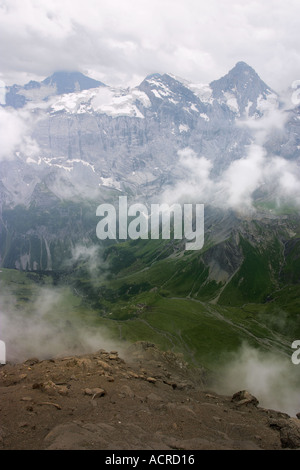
xmin=0 ymin=342 xmax=299 ymax=450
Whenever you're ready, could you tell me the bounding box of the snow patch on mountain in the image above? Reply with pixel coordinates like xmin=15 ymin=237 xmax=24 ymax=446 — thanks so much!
xmin=99 ymin=176 xmax=121 ymax=190
xmin=187 ymin=83 xmax=213 ymax=103
xmin=50 ymin=86 xmax=151 ymax=118
xmin=190 ymin=103 xmax=199 ymax=113
xmin=179 ymin=124 xmax=189 ymax=133
xmin=224 ymin=92 xmax=240 ymax=114
xmin=256 ymin=92 xmax=279 ymax=114
xmin=151 ymin=89 xmax=163 ymax=99
xmin=166 ymin=73 xmax=213 ymax=104
xmin=26 ymin=155 xmax=96 ymax=173
xmin=200 ymin=113 xmax=210 ymax=121
xmin=146 ymin=77 xmax=173 ymax=98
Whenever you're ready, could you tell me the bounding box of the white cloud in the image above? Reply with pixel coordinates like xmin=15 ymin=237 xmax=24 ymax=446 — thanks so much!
xmin=0 ymin=107 xmax=40 ymax=161
xmin=161 ymin=119 xmax=300 ymax=213
xmin=211 ymin=343 xmax=300 ymax=417
xmin=1 ymin=0 xmax=300 ymax=90
xmin=0 ymin=285 xmax=121 ymax=362
xmin=220 ymin=144 xmax=265 ymax=210
xmin=158 ymin=88 xmax=300 ymax=213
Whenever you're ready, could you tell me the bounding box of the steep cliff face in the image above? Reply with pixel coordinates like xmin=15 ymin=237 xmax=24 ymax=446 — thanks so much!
xmin=0 ymin=63 xmax=299 ymax=271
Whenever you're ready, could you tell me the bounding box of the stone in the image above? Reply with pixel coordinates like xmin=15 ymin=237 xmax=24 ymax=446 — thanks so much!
xmin=24 ymin=358 xmax=39 ymax=366
xmin=76 ymin=358 xmax=93 ymax=369
xmin=109 ymin=354 xmax=118 ymax=361
xmin=231 ymin=390 xmax=259 ymax=407
xmin=33 ymin=381 xmax=69 ymax=396
xmin=97 ymin=360 xmax=111 ymax=371
xmin=58 ymin=385 xmax=69 ymax=396
xmin=84 ymin=388 xmax=106 ymax=399
xmin=38 ymin=402 xmax=62 ymax=410
xmin=147 ymin=377 xmax=156 ymax=384
xmin=128 ymin=371 xmax=139 ymax=379
xmin=270 ymin=417 xmax=300 ymax=449
xmin=20 ymin=396 xmax=34 ymax=402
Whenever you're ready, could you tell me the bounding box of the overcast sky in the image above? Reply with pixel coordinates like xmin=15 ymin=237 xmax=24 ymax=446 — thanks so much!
xmin=1 ymin=0 xmax=300 ymax=91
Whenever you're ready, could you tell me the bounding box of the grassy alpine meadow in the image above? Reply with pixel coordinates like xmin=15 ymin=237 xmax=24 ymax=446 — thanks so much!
xmin=1 ymin=210 xmax=299 ymax=371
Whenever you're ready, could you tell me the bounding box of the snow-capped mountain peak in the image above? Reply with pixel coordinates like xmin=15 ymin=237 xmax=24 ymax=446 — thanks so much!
xmin=210 ymin=61 xmax=278 ymax=117
xmin=41 ymin=71 xmax=106 ymax=95
xmin=3 ymin=71 xmax=106 ymax=109
xmin=0 ymin=62 xmax=297 ymax=214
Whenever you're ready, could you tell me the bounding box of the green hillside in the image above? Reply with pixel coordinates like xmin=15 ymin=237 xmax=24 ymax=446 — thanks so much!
xmin=1 ymin=209 xmax=300 ymax=371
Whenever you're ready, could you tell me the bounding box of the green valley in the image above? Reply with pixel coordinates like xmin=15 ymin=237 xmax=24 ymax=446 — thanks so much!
xmin=2 ymin=207 xmax=299 ymax=372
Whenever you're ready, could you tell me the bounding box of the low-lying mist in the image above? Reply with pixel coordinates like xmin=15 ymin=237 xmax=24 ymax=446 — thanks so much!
xmin=160 ymin=101 xmax=300 ymax=213
xmin=0 ymin=283 xmax=123 ymax=363
xmin=211 ymin=343 xmax=300 ymax=417
xmin=160 ymin=144 xmax=300 ymax=213
xmin=2 ymin=277 xmax=300 ymax=418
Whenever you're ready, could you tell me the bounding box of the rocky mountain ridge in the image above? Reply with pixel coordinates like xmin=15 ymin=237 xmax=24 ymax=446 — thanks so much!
xmin=1 ymin=61 xmax=298 ymax=271
xmin=0 ymin=61 xmax=285 ymax=207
